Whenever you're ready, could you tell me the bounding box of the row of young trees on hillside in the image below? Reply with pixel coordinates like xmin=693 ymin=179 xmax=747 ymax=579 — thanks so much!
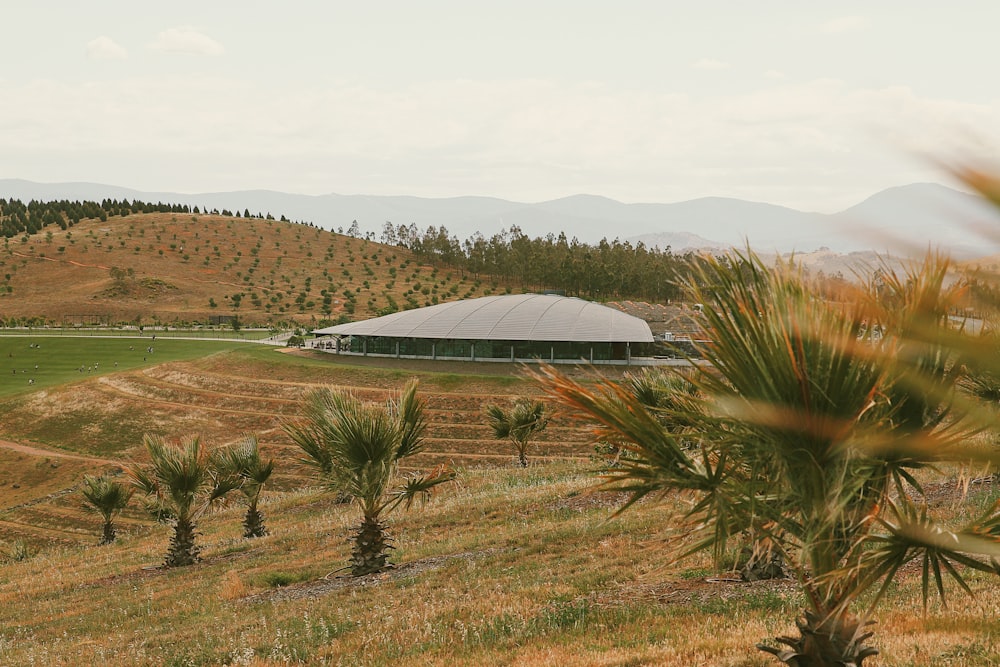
xmin=0 ymin=195 xmax=706 ymax=307
xmin=3 ymin=193 xmax=712 ymax=305
xmin=83 ymin=434 xmax=274 ymax=564
xmin=383 ymin=222 xmax=698 ymax=302
xmin=82 ymin=382 xmax=455 ymax=576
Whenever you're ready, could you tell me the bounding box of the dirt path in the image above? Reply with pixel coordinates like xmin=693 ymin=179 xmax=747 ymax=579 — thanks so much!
xmin=0 ymin=439 xmax=119 ymax=466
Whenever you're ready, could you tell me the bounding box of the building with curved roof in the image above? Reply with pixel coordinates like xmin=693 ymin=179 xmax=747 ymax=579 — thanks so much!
xmin=313 ymin=293 xmax=654 ymax=364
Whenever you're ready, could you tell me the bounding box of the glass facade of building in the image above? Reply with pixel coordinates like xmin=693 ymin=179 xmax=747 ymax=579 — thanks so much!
xmin=329 ymin=336 xmax=649 ymax=363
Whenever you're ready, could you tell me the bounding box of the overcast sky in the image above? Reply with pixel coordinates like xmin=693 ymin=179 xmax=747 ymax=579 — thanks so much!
xmin=2 ymin=1 xmax=998 ymax=211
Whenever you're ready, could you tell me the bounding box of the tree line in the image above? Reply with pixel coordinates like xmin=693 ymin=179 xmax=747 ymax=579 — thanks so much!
xmin=383 ymin=222 xmax=699 ymax=303
xmin=0 ymin=197 xmax=294 ymax=240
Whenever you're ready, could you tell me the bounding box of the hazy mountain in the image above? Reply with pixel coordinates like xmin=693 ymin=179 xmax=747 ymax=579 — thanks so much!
xmin=826 ymin=183 xmax=1000 ymax=257
xmin=2 ymin=178 xmax=998 ymax=256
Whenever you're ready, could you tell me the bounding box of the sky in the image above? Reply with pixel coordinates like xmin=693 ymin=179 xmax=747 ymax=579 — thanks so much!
xmin=2 ymin=1 xmax=999 ymax=212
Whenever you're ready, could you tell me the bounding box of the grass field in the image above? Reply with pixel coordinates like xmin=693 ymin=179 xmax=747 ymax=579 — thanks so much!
xmin=0 ymin=327 xmax=277 ymax=341
xmin=0 ymin=335 xmax=250 ymax=397
xmin=0 ymin=339 xmax=998 ymax=666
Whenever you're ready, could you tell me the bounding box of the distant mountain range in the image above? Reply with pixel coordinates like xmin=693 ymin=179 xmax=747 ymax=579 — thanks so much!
xmin=2 ymin=179 xmax=999 ymax=257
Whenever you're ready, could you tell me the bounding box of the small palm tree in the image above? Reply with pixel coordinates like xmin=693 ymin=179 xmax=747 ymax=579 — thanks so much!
xmin=212 ymin=434 xmax=274 ymax=538
xmin=80 ymin=474 xmax=133 ymax=545
xmin=284 ymin=380 xmax=455 ymax=576
xmin=539 ymin=250 xmax=1000 ymax=666
xmin=127 ymin=435 xmax=239 ymax=567
xmin=625 ymin=368 xmax=696 ymax=417
xmin=486 ymin=398 xmax=549 ymax=467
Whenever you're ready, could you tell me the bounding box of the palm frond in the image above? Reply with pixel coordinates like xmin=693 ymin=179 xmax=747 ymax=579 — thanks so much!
xmin=125 ymin=461 xmax=160 ymax=498
xmin=212 ymin=433 xmax=274 ymax=499
xmin=535 ymin=365 xmax=719 ymax=499
xmin=859 ymin=503 xmax=1000 ymax=612
xmin=485 ymin=404 xmax=513 ymax=439
xmin=383 ymin=465 xmax=458 ymax=514
xmin=394 ymin=379 xmax=428 ymax=461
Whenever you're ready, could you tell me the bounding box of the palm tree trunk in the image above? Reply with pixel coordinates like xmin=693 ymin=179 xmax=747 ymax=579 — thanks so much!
xmin=243 ymin=501 xmax=267 ymax=539
xmin=757 ymin=609 xmax=878 ymax=666
xmin=165 ymin=518 xmax=199 ymax=567
xmin=100 ymin=520 xmax=116 ymax=545
xmin=351 ymin=515 xmax=392 ymax=576
xmin=517 ymin=442 xmax=528 ymax=467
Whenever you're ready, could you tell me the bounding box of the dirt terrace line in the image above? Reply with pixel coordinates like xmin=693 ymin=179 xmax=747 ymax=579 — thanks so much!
xmin=94 ymin=379 xmax=286 ymax=418
xmin=0 ymin=439 xmax=118 ymax=466
xmin=156 ymin=362 xmax=539 ymax=399
xmin=106 ymin=373 xmax=301 ymax=407
xmin=109 ymin=370 xmax=564 ymax=422
xmin=0 ymin=516 xmax=89 ymax=541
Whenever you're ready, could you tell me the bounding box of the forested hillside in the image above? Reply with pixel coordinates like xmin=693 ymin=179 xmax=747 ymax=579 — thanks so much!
xmin=0 ymin=196 xmax=707 ymax=327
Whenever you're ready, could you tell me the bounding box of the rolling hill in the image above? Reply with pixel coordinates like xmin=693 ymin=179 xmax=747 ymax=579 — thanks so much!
xmin=0 ymin=211 xmax=498 ymax=326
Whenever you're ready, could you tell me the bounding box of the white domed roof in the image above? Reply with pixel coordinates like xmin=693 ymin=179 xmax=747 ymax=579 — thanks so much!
xmin=314 ymin=294 xmax=653 ymax=342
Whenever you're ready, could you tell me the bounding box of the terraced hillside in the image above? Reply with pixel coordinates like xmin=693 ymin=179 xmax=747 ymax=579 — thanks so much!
xmin=0 ymin=346 xmax=598 ymax=548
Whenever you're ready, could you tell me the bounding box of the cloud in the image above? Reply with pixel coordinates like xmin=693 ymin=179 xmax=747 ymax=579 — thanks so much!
xmin=764 ymin=69 xmax=785 ymax=79
xmin=148 ymin=27 xmax=224 ymax=56
xmin=86 ymin=36 xmax=127 ymax=60
xmin=2 ymin=76 xmax=997 ymax=212
xmin=692 ymin=58 xmax=730 ymax=71
xmin=821 ymin=16 xmax=871 ymax=34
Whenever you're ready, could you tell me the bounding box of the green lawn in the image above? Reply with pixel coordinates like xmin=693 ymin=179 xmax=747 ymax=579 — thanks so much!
xmin=0 ymin=327 xmax=276 ymax=341
xmin=0 ymin=336 xmax=256 ymax=397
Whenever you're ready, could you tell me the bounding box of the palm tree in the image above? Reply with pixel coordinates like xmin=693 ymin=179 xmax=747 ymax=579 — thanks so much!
xmin=80 ymin=474 xmax=133 ymax=545
xmin=625 ymin=368 xmax=686 ymax=407
xmin=623 ymin=367 xmax=786 ymax=580
xmin=538 ymin=250 xmax=1000 ymax=666
xmin=212 ymin=434 xmax=274 ymax=538
xmin=284 ymin=380 xmax=455 ymax=576
xmin=486 ymin=398 xmax=549 ymax=467
xmin=127 ymin=435 xmax=239 ymax=567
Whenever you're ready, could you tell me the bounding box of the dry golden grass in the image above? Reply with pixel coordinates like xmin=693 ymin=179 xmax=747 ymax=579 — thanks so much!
xmin=0 ymin=212 xmax=506 ymax=325
xmin=0 ymin=460 xmax=997 ymax=666
xmin=0 ymin=345 xmax=997 ymax=665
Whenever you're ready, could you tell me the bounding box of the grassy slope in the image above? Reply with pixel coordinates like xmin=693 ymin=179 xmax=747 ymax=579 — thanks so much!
xmin=0 ymin=342 xmax=995 ymax=664
xmin=0 ymin=460 xmax=997 ymax=666
xmin=0 ymin=340 xmax=596 ymax=546
xmin=0 ymin=212 xmax=505 ymax=325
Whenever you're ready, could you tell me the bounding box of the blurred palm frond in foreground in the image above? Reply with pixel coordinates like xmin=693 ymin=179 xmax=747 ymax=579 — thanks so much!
xmin=537 ymin=167 xmax=1000 ymax=665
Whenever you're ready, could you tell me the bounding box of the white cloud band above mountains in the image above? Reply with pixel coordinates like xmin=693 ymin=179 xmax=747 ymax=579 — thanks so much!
xmin=1 ymin=75 xmax=998 ymax=212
